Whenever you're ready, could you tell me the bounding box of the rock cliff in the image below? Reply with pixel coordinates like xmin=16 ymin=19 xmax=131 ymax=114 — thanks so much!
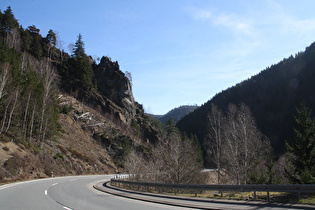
xmin=93 ymin=56 xmax=140 ymax=123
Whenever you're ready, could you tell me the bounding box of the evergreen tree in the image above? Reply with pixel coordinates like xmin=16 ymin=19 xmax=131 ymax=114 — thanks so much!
xmin=21 ymin=29 xmax=32 ymax=51
xmin=46 ymin=29 xmax=56 ymax=47
xmin=43 ymin=29 xmax=57 ymax=58
xmin=69 ymin=34 xmax=93 ymax=89
xmin=286 ymin=104 xmax=315 ymax=184
xmin=27 ymin=25 xmax=42 ymax=58
xmin=0 ymin=6 xmax=19 ymax=35
xmin=72 ymin=33 xmax=85 ymax=58
xmin=166 ymin=118 xmax=177 ymax=136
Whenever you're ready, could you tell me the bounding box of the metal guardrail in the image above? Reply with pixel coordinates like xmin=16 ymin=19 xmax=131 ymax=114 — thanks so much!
xmin=110 ymin=178 xmax=315 ymax=201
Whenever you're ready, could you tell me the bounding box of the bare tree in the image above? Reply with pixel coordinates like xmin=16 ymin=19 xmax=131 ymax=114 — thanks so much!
xmin=206 ymin=103 xmax=225 ymax=184
xmin=125 ymin=124 xmax=203 ymax=184
xmin=223 ymin=104 xmax=242 ymax=184
xmin=0 ymin=62 xmax=10 ymax=100
xmin=0 ymin=99 xmax=10 ymax=133
xmin=125 ymin=149 xmax=147 ymax=181
xmin=22 ymin=91 xmax=31 ymax=139
xmin=125 ymin=71 xmax=132 ymax=88
xmin=5 ymin=89 xmax=19 ymax=132
xmin=0 ymin=63 xmax=11 ymax=134
xmin=223 ymin=104 xmax=270 ymax=184
xmin=28 ymin=102 xmax=37 ymax=143
xmin=38 ymin=59 xmax=57 ymax=140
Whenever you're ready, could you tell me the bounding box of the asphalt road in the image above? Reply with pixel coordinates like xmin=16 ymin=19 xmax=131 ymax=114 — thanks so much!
xmin=0 ymin=175 xmax=189 ymax=210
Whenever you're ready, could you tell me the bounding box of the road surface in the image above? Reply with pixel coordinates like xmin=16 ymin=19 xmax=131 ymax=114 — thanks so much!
xmin=0 ymin=175 xmax=189 ymax=210
xmin=1 ymin=175 xmax=314 ymax=210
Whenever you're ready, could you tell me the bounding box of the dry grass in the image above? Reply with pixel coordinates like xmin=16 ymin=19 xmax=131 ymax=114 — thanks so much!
xmin=164 ymin=190 xmax=315 ymax=205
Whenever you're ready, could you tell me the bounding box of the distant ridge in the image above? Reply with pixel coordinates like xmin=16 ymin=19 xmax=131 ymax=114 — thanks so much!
xmin=152 ymin=105 xmax=199 ymax=124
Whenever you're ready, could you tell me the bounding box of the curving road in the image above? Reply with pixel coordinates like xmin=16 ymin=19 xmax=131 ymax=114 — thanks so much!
xmin=0 ymin=175 xmax=188 ymax=210
xmin=1 ymin=175 xmax=313 ymax=210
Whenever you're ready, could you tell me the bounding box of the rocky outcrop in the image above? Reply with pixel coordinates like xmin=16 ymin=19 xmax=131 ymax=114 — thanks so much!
xmin=93 ymin=56 xmax=140 ymax=123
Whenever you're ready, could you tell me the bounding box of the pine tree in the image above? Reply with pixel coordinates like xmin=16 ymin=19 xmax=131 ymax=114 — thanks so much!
xmin=0 ymin=6 xmax=19 ymax=35
xmin=46 ymin=29 xmax=56 ymax=47
xmin=286 ymin=104 xmax=315 ymax=184
xmin=44 ymin=29 xmax=57 ymax=58
xmin=21 ymin=29 xmax=32 ymax=51
xmin=70 ymin=34 xmax=93 ymax=89
xmin=27 ymin=25 xmax=42 ymax=58
xmin=72 ymin=33 xmax=85 ymax=58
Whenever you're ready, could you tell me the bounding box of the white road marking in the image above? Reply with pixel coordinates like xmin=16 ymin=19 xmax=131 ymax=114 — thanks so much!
xmin=45 ymin=190 xmax=47 ymax=195
xmin=52 ymin=182 xmax=58 ymax=186
xmin=63 ymin=206 xmax=72 ymax=210
xmin=0 ymin=184 xmax=17 ymax=191
xmin=70 ymin=179 xmax=77 ymax=181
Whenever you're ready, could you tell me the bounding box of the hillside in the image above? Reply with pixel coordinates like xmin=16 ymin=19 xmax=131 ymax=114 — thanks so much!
xmin=177 ymin=41 xmax=315 ymax=164
xmin=152 ymin=105 xmax=199 ymax=124
xmin=0 ymin=7 xmax=161 ymax=182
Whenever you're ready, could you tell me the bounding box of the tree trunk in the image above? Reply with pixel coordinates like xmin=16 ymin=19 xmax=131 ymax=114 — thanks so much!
xmin=29 ymin=103 xmax=36 ymax=143
xmin=0 ymin=63 xmax=10 ymax=100
xmin=5 ymin=90 xmax=19 ymax=132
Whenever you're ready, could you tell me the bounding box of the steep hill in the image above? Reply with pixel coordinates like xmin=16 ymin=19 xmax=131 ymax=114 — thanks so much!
xmin=152 ymin=105 xmax=199 ymax=124
xmin=177 ymin=42 xmax=315 ymax=161
xmin=0 ymin=7 xmax=160 ymax=182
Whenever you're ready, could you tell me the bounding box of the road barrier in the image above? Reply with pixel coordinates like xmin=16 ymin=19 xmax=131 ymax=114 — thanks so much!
xmin=110 ymin=178 xmax=315 ymax=201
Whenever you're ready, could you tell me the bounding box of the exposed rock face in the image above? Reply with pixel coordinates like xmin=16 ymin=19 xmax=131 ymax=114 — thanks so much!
xmin=94 ymin=56 xmax=139 ymax=123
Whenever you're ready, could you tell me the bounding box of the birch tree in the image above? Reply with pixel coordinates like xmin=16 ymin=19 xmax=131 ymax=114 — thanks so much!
xmin=223 ymin=104 xmax=270 ymax=184
xmin=223 ymin=104 xmax=242 ymax=184
xmin=206 ymin=103 xmax=225 ymax=184
xmin=0 ymin=62 xmax=10 ymax=100
xmin=38 ymin=59 xmax=57 ymax=140
xmin=125 ymin=120 xmax=203 ymax=184
xmin=5 ymin=89 xmax=19 ymax=132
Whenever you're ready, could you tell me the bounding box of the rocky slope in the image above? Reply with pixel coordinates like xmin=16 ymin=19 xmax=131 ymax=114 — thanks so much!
xmin=0 ymin=89 xmax=160 ymax=182
xmin=0 ymin=52 xmax=160 ymax=183
xmin=0 ymin=9 xmax=160 ymax=181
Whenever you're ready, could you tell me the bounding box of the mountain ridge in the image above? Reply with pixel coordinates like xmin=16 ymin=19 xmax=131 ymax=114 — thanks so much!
xmin=151 ymin=105 xmax=199 ymax=124
xmin=177 ymin=41 xmax=315 ymax=165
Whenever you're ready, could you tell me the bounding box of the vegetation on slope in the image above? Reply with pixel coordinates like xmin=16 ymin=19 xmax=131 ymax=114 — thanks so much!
xmin=177 ymin=41 xmax=315 ymax=184
xmin=152 ymin=105 xmax=199 ymax=124
xmin=0 ymin=7 xmax=203 ymax=183
xmin=178 ymin=43 xmax=315 ymax=155
xmin=0 ymin=6 xmax=146 ymax=181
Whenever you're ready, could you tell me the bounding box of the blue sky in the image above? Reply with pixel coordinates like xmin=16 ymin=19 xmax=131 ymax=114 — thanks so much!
xmin=2 ymin=1 xmax=315 ymax=114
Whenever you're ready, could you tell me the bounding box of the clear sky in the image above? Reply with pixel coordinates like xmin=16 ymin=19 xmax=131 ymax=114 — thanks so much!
xmin=2 ymin=0 xmax=315 ymax=114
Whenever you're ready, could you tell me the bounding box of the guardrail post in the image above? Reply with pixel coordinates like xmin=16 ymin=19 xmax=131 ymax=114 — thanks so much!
xmin=267 ymin=191 xmax=270 ymax=202
xmin=253 ymin=191 xmax=256 ymax=200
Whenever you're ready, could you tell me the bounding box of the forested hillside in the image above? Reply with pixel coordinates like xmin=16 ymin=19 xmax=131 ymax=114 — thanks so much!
xmin=0 ymin=7 xmax=151 ymax=181
xmin=0 ymin=7 xmax=204 ymax=183
xmin=177 ymin=41 xmax=315 ymax=162
xmin=151 ymin=105 xmax=199 ymax=124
